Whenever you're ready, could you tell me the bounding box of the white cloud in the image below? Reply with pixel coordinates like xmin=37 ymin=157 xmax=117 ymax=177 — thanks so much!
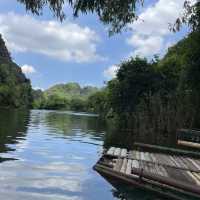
xmin=33 ymin=87 xmax=44 ymax=91
xmin=128 ymin=0 xmax=185 ymax=58
xmin=103 ymin=65 xmax=119 ymax=79
xmin=128 ymin=35 xmax=163 ymax=57
xmin=21 ymin=64 xmax=36 ymax=74
xmin=0 ymin=12 xmax=101 ymax=63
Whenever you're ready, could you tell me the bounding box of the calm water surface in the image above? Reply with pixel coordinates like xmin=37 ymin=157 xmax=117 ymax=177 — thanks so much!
xmin=0 ymin=109 xmax=160 ymax=200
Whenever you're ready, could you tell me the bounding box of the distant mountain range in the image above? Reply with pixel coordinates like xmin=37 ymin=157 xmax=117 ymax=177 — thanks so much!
xmin=32 ymin=82 xmax=100 ymax=110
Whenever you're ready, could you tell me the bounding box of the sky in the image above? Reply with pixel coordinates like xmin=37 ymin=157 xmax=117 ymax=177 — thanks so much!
xmin=0 ymin=0 xmax=188 ymax=90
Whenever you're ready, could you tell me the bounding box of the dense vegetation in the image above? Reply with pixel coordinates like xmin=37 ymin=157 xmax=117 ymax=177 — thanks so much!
xmin=32 ymin=82 xmax=99 ymax=111
xmin=89 ymin=30 xmax=200 ymax=147
xmin=0 ymin=34 xmax=32 ymax=108
xmin=0 ymin=59 xmax=32 ymax=108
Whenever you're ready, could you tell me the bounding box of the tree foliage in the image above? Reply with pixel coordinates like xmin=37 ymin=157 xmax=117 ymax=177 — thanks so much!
xmin=87 ymin=89 xmax=108 ymax=115
xmin=89 ymin=30 xmax=200 ymax=147
xmin=17 ymin=0 xmax=143 ymax=34
xmin=173 ymin=0 xmax=200 ymax=32
xmin=0 ymin=59 xmax=32 ymax=108
xmin=16 ymin=0 xmax=200 ymax=34
xmin=108 ymin=57 xmax=162 ymax=114
xmin=32 ymin=82 xmax=99 ymax=111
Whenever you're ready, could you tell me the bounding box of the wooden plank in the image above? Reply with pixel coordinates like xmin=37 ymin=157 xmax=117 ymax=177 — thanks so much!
xmin=154 ymin=153 xmax=167 ymax=166
xmin=120 ymin=158 xmax=127 ymax=173
xmin=120 ymin=148 xmax=127 ymax=158
xmin=180 ymin=157 xmax=199 ymax=171
xmin=154 ymin=163 xmax=168 ymax=177
xmin=128 ymin=150 xmax=132 ymax=158
xmin=143 ymin=161 xmax=150 ymax=173
xmin=141 ymin=151 xmax=145 ymax=161
xmin=164 ymin=166 xmax=191 ymax=183
xmin=125 ymin=159 xmax=132 ymax=175
xmin=186 ymin=171 xmax=200 ymax=185
xmin=129 ymin=150 xmax=200 ymax=173
xmin=148 ymin=163 xmax=157 ymax=175
xmin=169 ymin=156 xmax=179 ymax=167
xmin=140 ymin=160 xmax=145 ymax=170
xmin=159 ymin=154 xmax=171 ymax=165
xmin=114 ymin=148 xmax=121 ymax=157
xmin=173 ymin=156 xmax=186 ymax=167
xmin=149 ymin=153 xmax=157 ymax=163
xmin=159 ymin=154 xmax=171 ymax=166
xmin=128 ymin=150 xmax=136 ymax=160
xmin=170 ymin=156 xmax=183 ymax=168
xmin=153 ymin=153 xmax=162 ymax=164
xmin=162 ymin=154 xmax=175 ymax=167
xmin=132 ymin=159 xmax=140 ymax=169
xmin=158 ymin=164 xmax=169 ymax=177
xmin=174 ymin=157 xmax=184 ymax=168
xmin=113 ymin=158 xmax=123 ymax=172
xmin=193 ymin=172 xmax=200 ymax=182
xmin=144 ymin=152 xmax=151 ymax=162
xmin=187 ymin=158 xmax=200 ymax=171
xmin=181 ymin=170 xmax=198 ymax=184
xmin=107 ymin=147 xmax=115 ymax=155
xmin=153 ymin=163 xmax=162 ymax=176
xmin=147 ymin=152 xmax=154 ymax=162
xmin=136 ymin=151 xmax=140 ymax=160
xmin=192 ymin=158 xmax=200 ymax=166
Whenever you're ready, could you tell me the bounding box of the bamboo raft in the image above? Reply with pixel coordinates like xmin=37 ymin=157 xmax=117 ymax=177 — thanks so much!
xmin=94 ymin=147 xmax=200 ymax=200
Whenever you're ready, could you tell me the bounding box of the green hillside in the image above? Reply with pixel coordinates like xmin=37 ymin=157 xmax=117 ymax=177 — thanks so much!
xmin=45 ymin=82 xmax=98 ymax=99
xmin=32 ymin=82 xmax=99 ymax=111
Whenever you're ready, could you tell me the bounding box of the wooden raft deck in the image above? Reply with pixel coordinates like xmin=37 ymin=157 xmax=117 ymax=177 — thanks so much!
xmin=94 ymin=147 xmax=200 ymax=200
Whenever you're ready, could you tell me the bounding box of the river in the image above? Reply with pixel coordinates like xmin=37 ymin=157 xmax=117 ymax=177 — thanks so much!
xmin=0 ymin=109 xmax=160 ymax=200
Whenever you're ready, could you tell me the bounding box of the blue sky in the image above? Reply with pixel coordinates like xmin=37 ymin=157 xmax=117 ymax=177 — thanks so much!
xmin=0 ymin=0 xmax=188 ymax=90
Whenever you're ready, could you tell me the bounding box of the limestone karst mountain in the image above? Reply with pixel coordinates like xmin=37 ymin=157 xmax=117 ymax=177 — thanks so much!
xmin=0 ymin=34 xmax=32 ymax=108
xmin=0 ymin=34 xmax=11 ymax=62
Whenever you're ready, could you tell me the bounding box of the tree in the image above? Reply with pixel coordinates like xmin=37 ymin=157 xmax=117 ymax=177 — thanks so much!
xmin=87 ymin=90 xmax=108 ymax=115
xmin=0 ymin=61 xmax=32 ymax=108
xmin=107 ymin=57 xmax=161 ymax=115
xmin=17 ymin=0 xmax=142 ymax=34
xmin=44 ymin=94 xmax=69 ymax=109
xmin=173 ymin=1 xmax=200 ymax=32
xmin=17 ymin=1 xmax=200 ymax=34
xmin=70 ymin=98 xmax=86 ymax=111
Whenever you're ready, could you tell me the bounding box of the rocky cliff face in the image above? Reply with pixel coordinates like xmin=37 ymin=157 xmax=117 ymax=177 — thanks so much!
xmin=0 ymin=34 xmax=11 ymax=62
xmin=0 ymin=34 xmax=32 ymax=108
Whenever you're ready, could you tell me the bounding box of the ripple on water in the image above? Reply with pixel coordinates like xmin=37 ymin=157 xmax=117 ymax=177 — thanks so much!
xmin=0 ymin=109 xmax=160 ymax=200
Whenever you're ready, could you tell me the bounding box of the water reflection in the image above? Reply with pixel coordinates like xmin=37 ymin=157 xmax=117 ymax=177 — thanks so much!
xmin=0 ymin=109 xmax=160 ymax=200
xmin=0 ymin=108 xmax=30 ymax=162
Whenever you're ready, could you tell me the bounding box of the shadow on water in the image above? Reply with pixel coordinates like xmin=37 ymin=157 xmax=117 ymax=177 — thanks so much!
xmin=0 ymin=108 xmax=30 ymax=162
xmin=97 ymin=172 xmax=163 ymax=200
xmin=103 ymin=119 xmax=177 ymax=150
